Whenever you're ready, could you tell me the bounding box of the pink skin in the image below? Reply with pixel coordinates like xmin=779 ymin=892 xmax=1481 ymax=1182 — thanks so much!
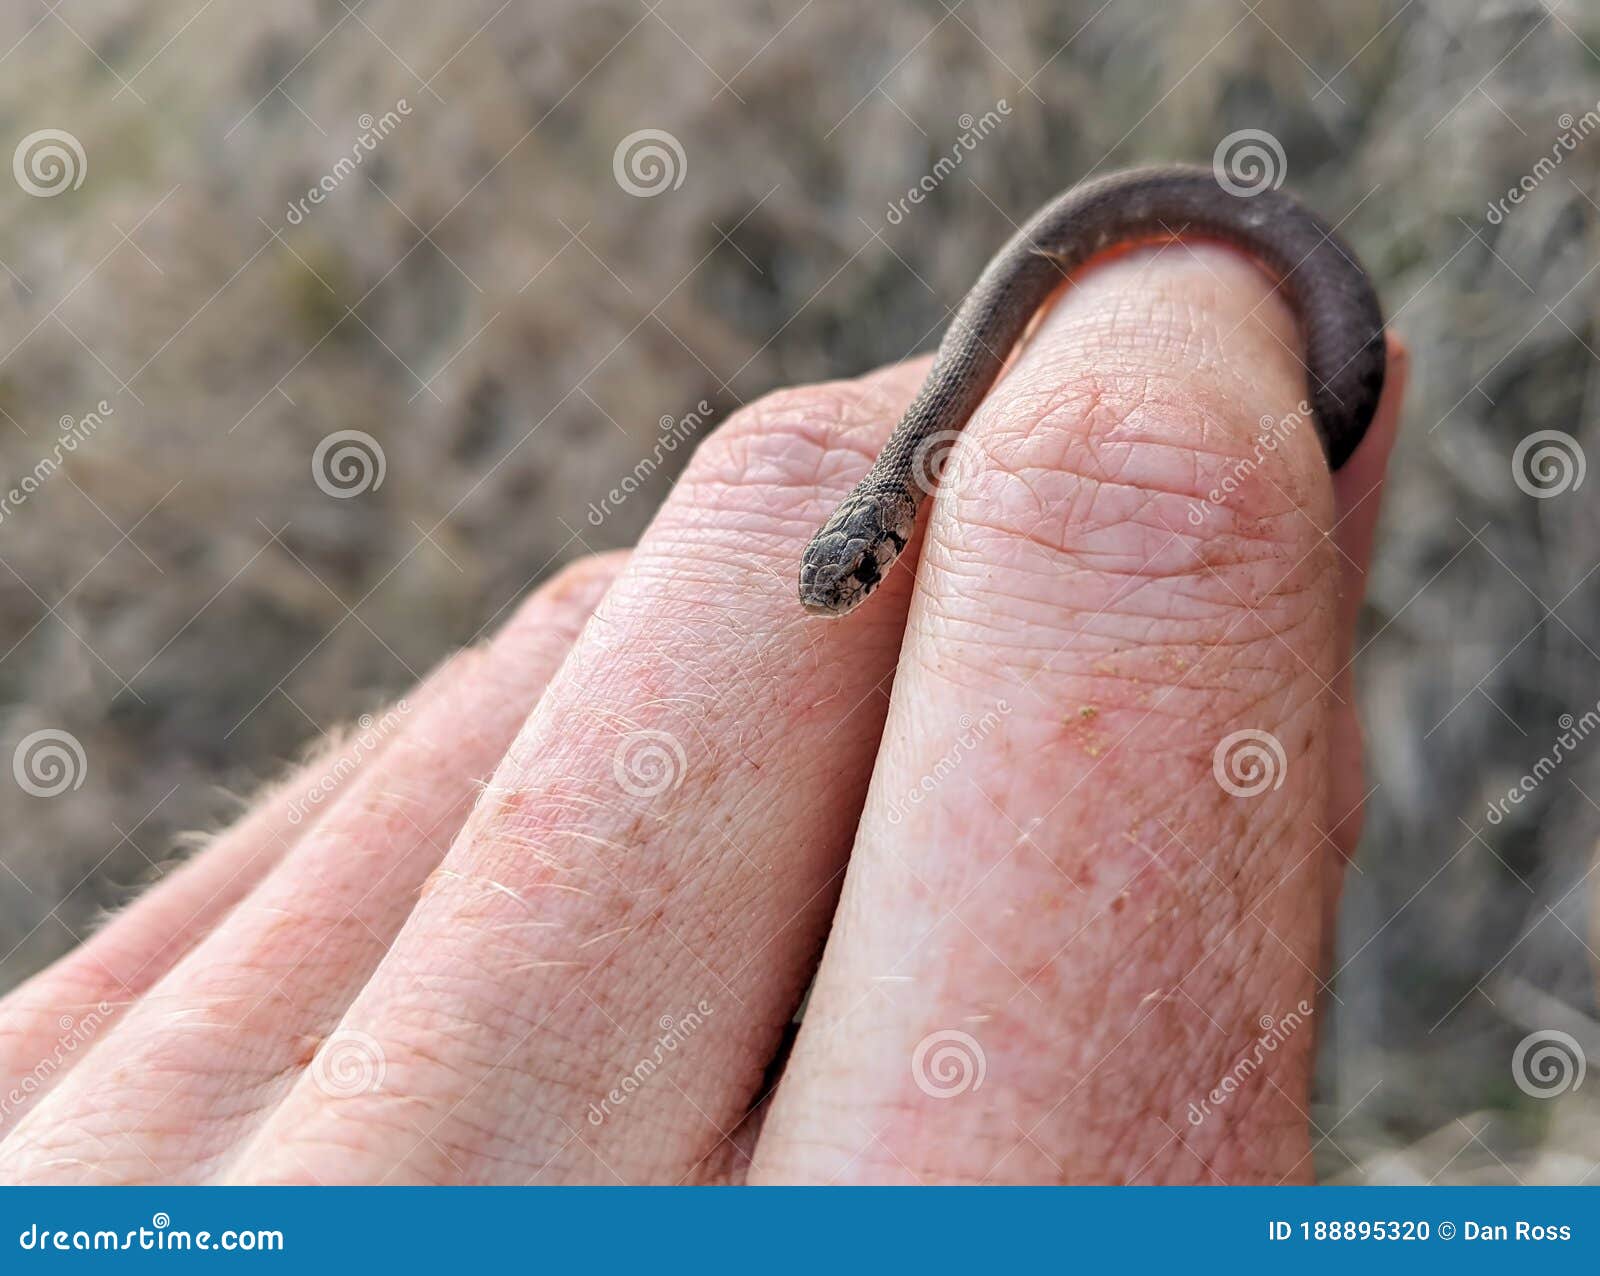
xmin=0 ymin=244 xmax=1404 ymax=1184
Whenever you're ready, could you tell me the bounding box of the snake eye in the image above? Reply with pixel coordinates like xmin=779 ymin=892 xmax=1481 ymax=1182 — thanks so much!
xmin=799 ymin=537 xmax=872 ymax=617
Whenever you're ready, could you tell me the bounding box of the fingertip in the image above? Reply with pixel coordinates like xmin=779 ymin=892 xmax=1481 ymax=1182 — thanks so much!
xmin=1321 ymin=335 xmax=1405 ymax=866
xmin=1332 ymin=333 xmax=1407 ymax=536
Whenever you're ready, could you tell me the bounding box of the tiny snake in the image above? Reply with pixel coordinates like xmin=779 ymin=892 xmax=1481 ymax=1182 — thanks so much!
xmin=797 ymin=164 xmax=1387 ymax=617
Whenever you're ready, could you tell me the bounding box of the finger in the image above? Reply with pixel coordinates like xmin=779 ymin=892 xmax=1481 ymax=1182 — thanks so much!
xmin=1331 ymin=336 xmax=1407 ymax=621
xmin=1323 ymin=336 xmax=1407 ymax=862
xmin=0 ymin=552 xmax=624 ymax=1180
xmin=752 ymin=242 xmax=1378 ymax=1184
xmin=0 ymin=675 xmax=433 ymax=1135
xmin=234 ymin=361 xmax=935 ymax=1185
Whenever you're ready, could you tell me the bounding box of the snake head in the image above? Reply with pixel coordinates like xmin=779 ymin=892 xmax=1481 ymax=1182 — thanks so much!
xmin=797 ymin=486 xmax=917 ymax=618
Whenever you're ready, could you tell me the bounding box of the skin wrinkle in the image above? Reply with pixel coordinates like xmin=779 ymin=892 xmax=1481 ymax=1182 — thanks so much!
xmin=959 ymin=398 xmax=1325 ymax=555
xmin=928 ymin=536 xmax=1317 ymax=639
xmin=686 ymin=383 xmax=903 ymax=500
xmin=663 ymin=395 xmax=928 ymax=593
xmin=915 ymin=589 xmax=1328 ymax=705
xmin=931 ymin=437 xmax=1328 ymax=642
xmin=345 ymin=951 xmax=713 ymax=1184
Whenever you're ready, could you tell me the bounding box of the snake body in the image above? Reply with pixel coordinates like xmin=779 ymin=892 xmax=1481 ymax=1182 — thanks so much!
xmin=797 ymin=164 xmax=1387 ymax=617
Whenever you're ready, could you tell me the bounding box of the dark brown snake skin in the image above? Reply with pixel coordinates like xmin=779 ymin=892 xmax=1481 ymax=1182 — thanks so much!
xmin=797 ymin=164 xmax=1387 ymax=617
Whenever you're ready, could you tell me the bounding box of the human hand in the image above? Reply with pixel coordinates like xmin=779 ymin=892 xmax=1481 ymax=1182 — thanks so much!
xmin=0 ymin=241 xmax=1405 ymax=1184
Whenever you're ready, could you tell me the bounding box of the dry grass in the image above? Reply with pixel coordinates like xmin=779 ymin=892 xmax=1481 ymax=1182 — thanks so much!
xmin=0 ymin=0 xmax=1597 ymax=1180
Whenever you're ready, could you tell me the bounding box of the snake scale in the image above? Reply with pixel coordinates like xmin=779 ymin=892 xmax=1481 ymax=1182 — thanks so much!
xmin=797 ymin=164 xmax=1387 ymax=617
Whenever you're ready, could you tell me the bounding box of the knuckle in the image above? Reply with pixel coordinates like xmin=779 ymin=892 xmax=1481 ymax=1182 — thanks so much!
xmin=952 ymin=353 xmax=1332 ymax=578
xmin=537 ymin=550 xmax=629 ymax=606
xmin=924 ymin=362 xmax=1338 ymax=680
xmin=682 ymin=380 xmax=890 ymax=501
xmin=953 ymin=243 xmax=1329 ymax=560
xmin=497 ymin=551 xmax=627 ymax=649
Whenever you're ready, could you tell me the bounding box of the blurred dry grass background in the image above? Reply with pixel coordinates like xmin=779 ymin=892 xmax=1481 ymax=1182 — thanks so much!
xmin=1 ymin=0 xmax=1599 ymax=1180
